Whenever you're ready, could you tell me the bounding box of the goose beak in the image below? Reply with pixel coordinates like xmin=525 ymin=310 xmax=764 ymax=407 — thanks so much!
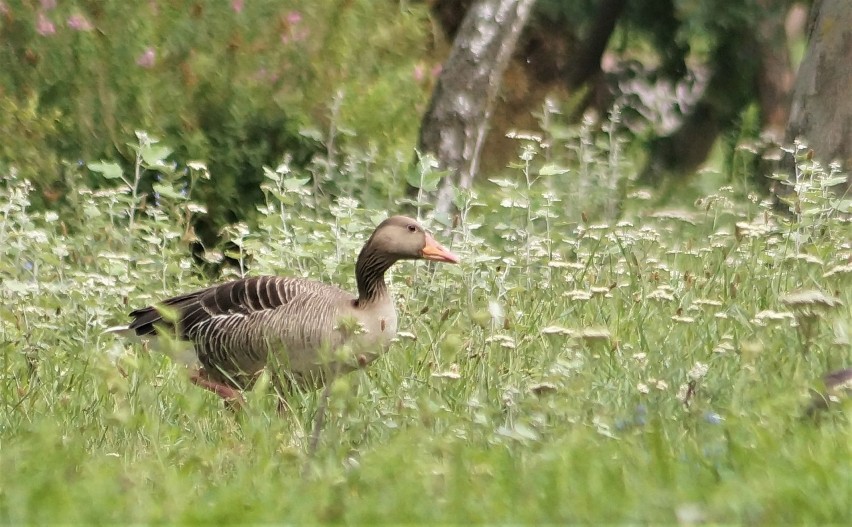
xmin=421 ymin=233 xmax=460 ymax=263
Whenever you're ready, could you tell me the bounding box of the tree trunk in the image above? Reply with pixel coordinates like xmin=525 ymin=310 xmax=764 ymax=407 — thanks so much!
xmin=417 ymin=0 xmax=536 ymax=215
xmin=786 ymin=0 xmax=852 ymax=172
xmin=755 ymin=0 xmax=796 ymax=139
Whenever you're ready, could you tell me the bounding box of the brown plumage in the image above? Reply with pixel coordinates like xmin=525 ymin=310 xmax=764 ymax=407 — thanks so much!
xmin=109 ymin=215 xmax=459 ymax=401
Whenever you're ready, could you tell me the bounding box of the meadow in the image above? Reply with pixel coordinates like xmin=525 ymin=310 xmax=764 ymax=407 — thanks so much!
xmin=1 ymin=132 xmax=850 ymax=524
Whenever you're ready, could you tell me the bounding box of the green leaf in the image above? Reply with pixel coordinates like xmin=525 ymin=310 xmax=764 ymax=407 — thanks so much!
xmin=408 ymin=169 xmax=447 ymax=192
xmin=282 ymin=177 xmax=311 ymax=192
xmin=140 ymin=145 xmax=173 ymax=166
xmin=820 ymin=176 xmax=848 ymax=188
xmin=88 ymin=161 xmax=123 ymax=180
xmin=539 ymin=164 xmax=569 ymax=176
xmin=834 ymin=200 xmax=852 ymax=213
xmin=153 ymin=183 xmax=185 ymax=201
xmin=488 ymin=178 xmax=518 ymax=189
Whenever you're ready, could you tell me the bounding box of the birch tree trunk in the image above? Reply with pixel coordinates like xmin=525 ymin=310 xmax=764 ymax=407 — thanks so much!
xmin=417 ymin=0 xmax=537 ymax=215
xmin=786 ymin=0 xmax=852 ymax=172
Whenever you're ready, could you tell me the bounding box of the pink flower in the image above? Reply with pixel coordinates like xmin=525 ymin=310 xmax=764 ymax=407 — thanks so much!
xmin=413 ymin=64 xmax=425 ymax=82
xmin=231 ymin=0 xmax=244 ymax=13
xmin=67 ymin=14 xmax=93 ymax=32
xmin=36 ymin=12 xmax=56 ymax=36
xmin=40 ymin=0 xmax=56 ymax=10
xmin=0 ymin=2 xmax=9 ymax=16
xmin=136 ymin=47 xmax=156 ymax=68
xmin=285 ymin=11 xmax=301 ymax=24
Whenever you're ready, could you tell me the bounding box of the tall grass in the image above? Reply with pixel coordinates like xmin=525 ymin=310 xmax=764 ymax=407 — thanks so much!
xmin=0 ymin=132 xmax=849 ymax=524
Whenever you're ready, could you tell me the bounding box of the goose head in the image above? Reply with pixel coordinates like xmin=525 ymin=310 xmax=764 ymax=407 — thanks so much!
xmin=355 ymin=216 xmax=458 ymax=303
xmin=364 ymin=215 xmax=459 ymax=264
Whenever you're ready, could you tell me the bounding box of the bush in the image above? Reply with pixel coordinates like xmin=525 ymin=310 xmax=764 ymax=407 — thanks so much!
xmin=0 ymin=0 xmax=433 ymax=229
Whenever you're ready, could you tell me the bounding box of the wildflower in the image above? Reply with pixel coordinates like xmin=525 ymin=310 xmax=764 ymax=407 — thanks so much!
xmin=36 ymin=12 xmax=55 ymax=35
xmin=784 ymin=253 xmax=824 ymax=265
xmin=540 ymin=325 xmax=574 ymax=336
xmin=484 ymin=335 xmax=515 ymax=349
xmin=529 ymin=382 xmax=558 ymax=396
xmin=713 ymin=340 xmax=734 ymax=354
xmin=753 ymin=309 xmax=795 ymax=325
xmin=67 ymin=14 xmax=93 ymax=31
xmin=285 ymin=10 xmax=302 ymax=24
xmin=628 ymin=189 xmax=652 ymax=200
xmin=431 ymin=363 xmax=461 ymax=380
xmin=647 ymin=286 xmax=675 ymax=302
xmin=676 ymin=383 xmax=690 ymax=403
xmin=40 ymin=0 xmax=56 ymax=10
xmin=637 ymin=383 xmax=650 ymax=394
xmin=688 ymin=362 xmax=708 ymax=381
xmin=394 ymin=331 xmax=416 ymax=341
xmin=578 ymin=328 xmax=611 ymax=344
xmin=231 ymin=0 xmax=244 ymax=13
xmin=564 ymin=290 xmax=593 ymax=301
xmin=823 ymin=263 xmax=852 ymax=278
xmin=413 ymin=63 xmax=425 ymax=82
xmin=136 ymin=47 xmax=156 ymax=68
xmin=734 ymin=220 xmax=773 ymax=239
xmin=781 ymin=289 xmax=842 ymax=314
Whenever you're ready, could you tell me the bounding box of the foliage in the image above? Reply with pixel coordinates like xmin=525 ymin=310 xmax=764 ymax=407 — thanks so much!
xmin=0 ymin=0 xmax=432 ymax=229
xmin=1 ymin=130 xmax=850 ymax=523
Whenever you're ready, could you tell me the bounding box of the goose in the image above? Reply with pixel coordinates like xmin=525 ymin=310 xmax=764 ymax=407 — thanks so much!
xmin=107 ymin=215 xmax=459 ymax=404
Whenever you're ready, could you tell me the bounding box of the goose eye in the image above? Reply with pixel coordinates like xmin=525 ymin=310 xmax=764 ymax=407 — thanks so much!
xmin=407 ymin=224 xmax=417 ymax=233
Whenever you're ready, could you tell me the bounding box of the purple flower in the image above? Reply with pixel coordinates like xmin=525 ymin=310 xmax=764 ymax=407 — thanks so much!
xmin=67 ymin=14 xmax=93 ymax=32
xmin=36 ymin=12 xmax=56 ymax=36
xmin=231 ymin=0 xmax=244 ymax=13
xmin=136 ymin=47 xmax=156 ymax=68
xmin=285 ymin=11 xmax=302 ymax=25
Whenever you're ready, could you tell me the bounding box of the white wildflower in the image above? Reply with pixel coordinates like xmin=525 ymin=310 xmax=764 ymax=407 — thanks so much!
xmin=688 ymin=362 xmax=709 ymax=381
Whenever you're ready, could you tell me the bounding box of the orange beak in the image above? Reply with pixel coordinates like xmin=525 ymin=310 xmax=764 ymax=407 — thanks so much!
xmin=421 ymin=233 xmax=460 ymax=263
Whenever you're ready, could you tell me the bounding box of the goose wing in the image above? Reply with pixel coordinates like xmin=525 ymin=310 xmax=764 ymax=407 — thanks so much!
xmin=126 ymin=275 xmax=350 ymax=340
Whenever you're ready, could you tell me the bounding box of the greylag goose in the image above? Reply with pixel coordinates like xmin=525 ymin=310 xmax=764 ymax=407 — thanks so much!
xmin=108 ymin=215 xmax=459 ymax=403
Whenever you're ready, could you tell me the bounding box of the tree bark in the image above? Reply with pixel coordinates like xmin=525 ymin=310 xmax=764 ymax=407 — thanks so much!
xmin=755 ymin=0 xmax=796 ymax=139
xmin=417 ymin=0 xmax=536 ymax=215
xmin=786 ymin=0 xmax=852 ymax=172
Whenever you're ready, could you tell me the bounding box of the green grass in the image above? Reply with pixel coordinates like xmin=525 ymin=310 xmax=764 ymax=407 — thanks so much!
xmin=1 ymin=142 xmax=850 ymax=524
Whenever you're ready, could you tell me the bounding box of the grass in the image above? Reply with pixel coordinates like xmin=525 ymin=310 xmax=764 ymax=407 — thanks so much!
xmin=0 ymin=135 xmax=850 ymax=524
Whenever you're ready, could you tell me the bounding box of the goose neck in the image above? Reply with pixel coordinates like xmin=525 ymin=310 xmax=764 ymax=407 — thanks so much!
xmin=355 ymin=244 xmax=395 ymax=304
